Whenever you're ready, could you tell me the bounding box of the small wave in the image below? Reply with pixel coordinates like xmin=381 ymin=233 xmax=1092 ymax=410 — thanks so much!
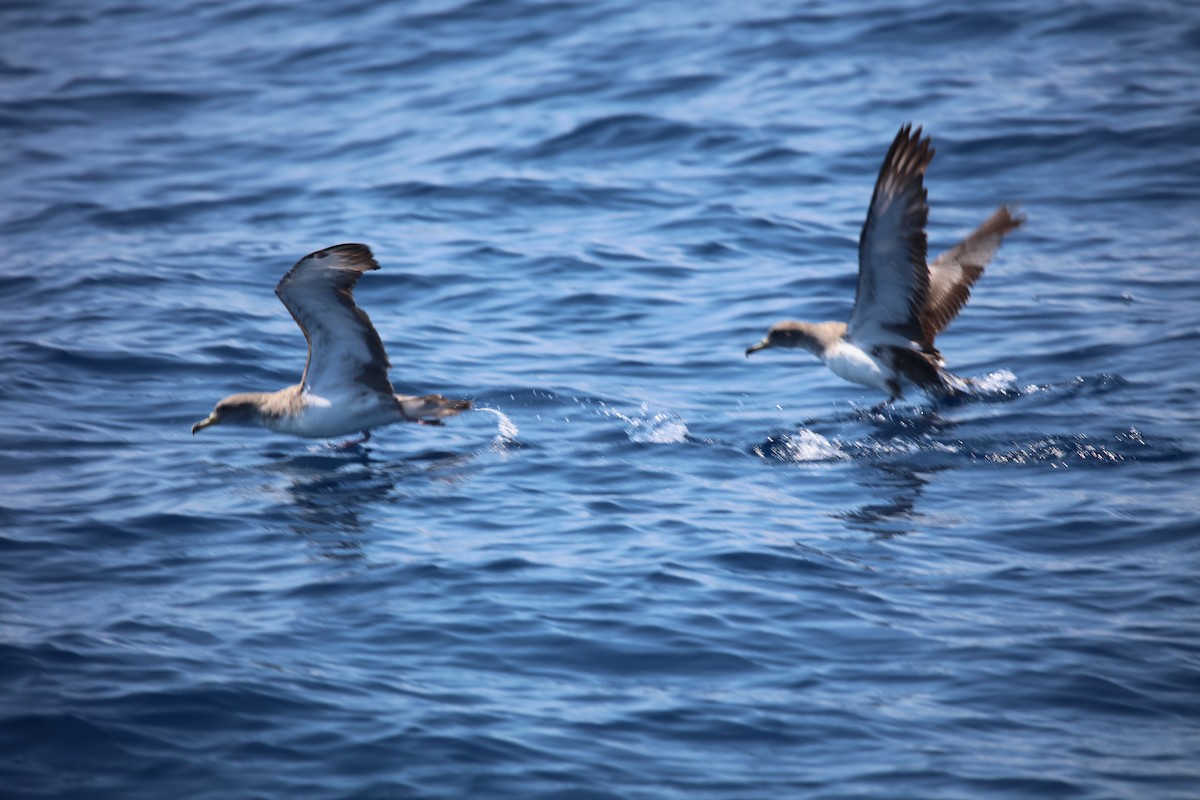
xmin=475 ymin=388 xmax=572 ymax=408
xmin=1028 ymin=373 xmax=1130 ymax=399
xmin=525 ymin=113 xmax=702 ymax=160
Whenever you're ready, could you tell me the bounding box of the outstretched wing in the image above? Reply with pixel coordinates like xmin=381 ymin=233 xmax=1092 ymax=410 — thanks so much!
xmin=848 ymin=124 xmax=935 ymax=352
xmin=275 ymin=243 xmax=394 ymax=398
xmin=922 ymin=206 xmax=1024 ymax=342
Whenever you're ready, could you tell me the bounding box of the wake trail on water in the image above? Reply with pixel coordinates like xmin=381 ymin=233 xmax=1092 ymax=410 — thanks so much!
xmin=756 ymin=371 xmax=1158 ymax=467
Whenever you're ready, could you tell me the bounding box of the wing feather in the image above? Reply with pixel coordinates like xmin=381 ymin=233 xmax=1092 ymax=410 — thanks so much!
xmin=274 ymin=243 xmax=394 ymax=397
xmin=922 ymin=206 xmax=1024 ymax=342
xmin=848 ymin=124 xmax=935 ymax=352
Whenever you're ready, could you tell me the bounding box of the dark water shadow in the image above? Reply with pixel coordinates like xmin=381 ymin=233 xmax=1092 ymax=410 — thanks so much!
xmin=833 ymin=463 xmax=945 ymax=538
xmin=828 ymin=410 xmax=952 ymax=538
xmin=751 ymin=409 xmax=950 ymax=537
xmin=248 ymin=407 xmax=520 ymax=558
xmin=258 ymin=443 xmax=481 ymax=559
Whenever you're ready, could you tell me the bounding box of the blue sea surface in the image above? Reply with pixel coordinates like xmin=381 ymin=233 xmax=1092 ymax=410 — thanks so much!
xmin=2 ymin=1 xmax=1199 ymax=798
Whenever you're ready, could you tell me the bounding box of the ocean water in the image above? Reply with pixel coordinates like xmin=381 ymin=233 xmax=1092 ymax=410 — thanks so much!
xmin=2 ymin=0 xmax=1199 ymax=797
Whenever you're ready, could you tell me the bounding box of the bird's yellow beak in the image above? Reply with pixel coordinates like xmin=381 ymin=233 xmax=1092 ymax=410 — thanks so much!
xmin=191 ymin=413 xmax=218 ymax=435
xmin=745 ymin=339 xmax=770 ymax=357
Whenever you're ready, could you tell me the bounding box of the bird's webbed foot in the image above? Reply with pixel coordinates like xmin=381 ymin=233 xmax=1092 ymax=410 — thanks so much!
xmin=332 ymin=430 xmax=371 ymax=449
xmin=872 ymin=381 xmax=903 ymax=412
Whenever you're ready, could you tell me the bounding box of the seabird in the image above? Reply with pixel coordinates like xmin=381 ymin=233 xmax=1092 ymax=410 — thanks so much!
xmin=192 ymin=243 xmax=470 ymax=440
xmin=746 ymin=124 xmax=1023 ymax=402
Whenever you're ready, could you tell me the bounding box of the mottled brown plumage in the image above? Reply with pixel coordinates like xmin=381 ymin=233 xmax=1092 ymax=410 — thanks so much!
xmin=922 ymin=206 xmax=1023 ymax=346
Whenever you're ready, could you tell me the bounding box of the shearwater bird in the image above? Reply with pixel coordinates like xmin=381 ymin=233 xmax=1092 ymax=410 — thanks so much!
xmin=192 ymin=243 xmax=470 ymax=440
xmin=746 ymin=124 xmax=1023 ymax=402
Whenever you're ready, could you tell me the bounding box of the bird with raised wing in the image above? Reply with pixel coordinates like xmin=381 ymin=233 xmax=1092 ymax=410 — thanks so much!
xmin=746 ymin=124 xmax=1023 ymax=402
xmin=192 ymin=244 xmax=470 ymax=441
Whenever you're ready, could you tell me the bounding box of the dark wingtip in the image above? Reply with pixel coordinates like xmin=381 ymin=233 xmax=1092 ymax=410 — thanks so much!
xmin=1004 ymin=204 xmax=1028 ymax=229
xmin=322 ymin=243 xmax=379 ymax=269
xmin=979 ymin=205 xmax=1027 ymax=237
xmin=296 ymin=243 xmax=379 ymax=271
xmin=881 ymin=123 xmax=936 ymax=183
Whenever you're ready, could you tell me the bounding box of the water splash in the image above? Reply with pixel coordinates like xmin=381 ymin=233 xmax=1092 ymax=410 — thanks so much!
xmin=473 ymin=406 xmax=520 ymax=452
xmin=966 ymin=369 xmax=1019 ymax=395
xmin=754 ymin=429 xmax=848 ymax=462
xmin=982 ymin=430 xmax=1147 ymax=467
xmin=602 ymin=403 xmax=690 ymax=444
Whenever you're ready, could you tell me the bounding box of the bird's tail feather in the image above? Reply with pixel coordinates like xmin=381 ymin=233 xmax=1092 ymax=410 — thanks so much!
xmin=930 ymin=368 xmax=972 ymax=400
xmin=396 ymin=394 xmax=472 ymax=423
xmin=890 ymin=347 xmax=969 ymax=399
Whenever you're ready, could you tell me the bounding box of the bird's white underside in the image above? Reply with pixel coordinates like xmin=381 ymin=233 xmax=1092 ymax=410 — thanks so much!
xmin=266 ymin=390 xmax=402 ymax=438
xmin=821 ymin=339 xmax=891 ymax=391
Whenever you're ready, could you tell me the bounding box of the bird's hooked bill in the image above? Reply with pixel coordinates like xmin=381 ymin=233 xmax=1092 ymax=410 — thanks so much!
xmin=745 ymin=340 xmax=770 ymax=356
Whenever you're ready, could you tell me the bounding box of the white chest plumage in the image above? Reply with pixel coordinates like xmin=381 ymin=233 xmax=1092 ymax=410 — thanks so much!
xmin=820 ymin=339 xmax=891 ymax=391
xmin=268 ymin=391 xmax=401 ymax=439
